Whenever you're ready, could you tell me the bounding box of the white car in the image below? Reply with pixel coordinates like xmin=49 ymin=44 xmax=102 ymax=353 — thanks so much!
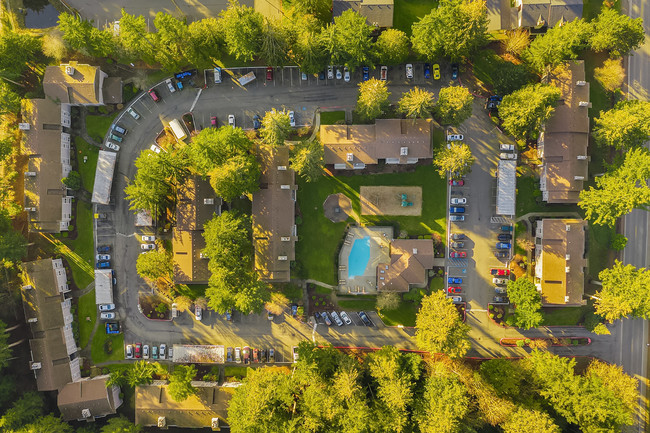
xmin=450 ymin=296 xmax=463 ymax=303
xmin=343 ymin=67 xmax=350 ymax=82
xmin=380 ymin=65 xmax=388 ymax=81
xmin=141 ymin=243 xmax=156 ymax=250
xmin=126 ymin=345 xmax=134 ymax=359
xmin=493 ymin=278 xmax=508 ymax=285
xmin=127 ymin=107 xmax=140 ymax=120
xmin=106 ymin=141 xmax=120 ymax=151
xmin=96 ymin=254 xmax=111 ymax=261
xmin=327 ymin=65 xmax=334 ymax=80
xmin=336 ymin=68 xmax=342 ymax=80
xmin=100 ymin=312 xmax=115 ymax=320
xmin=141 ymin=235 xmax=156 ymax=242
xmin=447 ymin=134 xmax=464 ymax=141
xmin=330 ymin=311 xmax=344 ymax=326
xmin=450 ymin=198 xmax=467 ymax=205
xmin=499 ymin=143 xmax=515 ymax=151
xmin=150 ymin=144 xmax=161 ymax=153
xmin=159 ymin=343 xmax=167 ymax=360
xmin=500 ymin=153 xmax=516 ymax=160
xmin=165 ymin=79 xmax=176 ymax=93
xmin=195 ymin=306 xmax=202 ymax=321
xmin=292 ymin=346 xmax=299 ymax=363
xmin=406 ymin=64 xmax=413 ymax=79
xmin=99 ymin=304 xmax=115 ymax=312
xmin=288 ymin=111 xmax=295 ymax=127
xmin=143 ymin=344 xmax=150 ymax=359
xmin=339 ymin=311 xmax=352 ymax=325
xmin=168 ymin=347 xmax=173 ymax=359
xmin=301 ymin=72 xmax=307 ymax=80
xmin=228 ymin=114 xmax=235 ymax=128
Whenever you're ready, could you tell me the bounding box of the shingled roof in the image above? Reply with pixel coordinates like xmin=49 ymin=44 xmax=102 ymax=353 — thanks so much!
xmin=377 ymin=239 xmax=434 ymax=292
xmin=58 ymin=376 xmax=122 ymax=421
xmin=43 ymin=61 xmax=105 ymax=105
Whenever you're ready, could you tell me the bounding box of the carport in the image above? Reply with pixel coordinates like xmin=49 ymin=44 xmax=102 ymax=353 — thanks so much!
xmin=95 ymin=269 xmax=113 ymax=305
xmin=496 ymin=160 xmax=516 ymax=216
xmin=92 ymin=150 xmax=117 ymax=205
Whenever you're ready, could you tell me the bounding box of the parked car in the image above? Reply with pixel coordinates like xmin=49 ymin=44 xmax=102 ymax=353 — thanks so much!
xmin=451 ymin=63 xmax=459 ymax=79
xmin=451 ymin=233 xmax=465 ymax=240
xmin=289 ymin=110 xmax=295 ymax=127
xmin=110 ymin=134 xmax=123 ymax=143
xmin=380 ymin=65 xmax=388 ymax=81
xmin=143 ymin=344 xmax=150 ymax=359
xmin=97 ymin=245 xmax=110 ymax=253
xmin=447 ymin=133 xmax=464 ymax=141
xmin=321 ymin=312 xmax=332 ymax=326
xmin=450 ymin=215 xmax=465 ymax=222
xmin=362 ymin=66 xmax=369 ymax=81
xmin=266 ymin=66 xmax=273 ymax=81
xmin=344 ymin=66 xmax=350 ymax=82
xmin=127 ymin=107 xmax=140 ymax=120
xmin=433 ymin=63 xmax=441 ymax=80
xmin=496 ymin=242 xmax=511 ymax=249
xmin=493 ymin=277 xmax=508 ymax=285
xmin=126 ymin=345 xmax=133 ymax=359
xmin=269 ymin=348 xmax=275 ymax=363
xmin=227 ymin=347 xmax=233 ymax=362
xmin=359 ymin=311 xmax=373 ymax=326
xmin=449 ymin=179 xmax=465 ymax=186
xmin=100 ymin=312 xmax=115 ymax=320
xmin=331 ymin=311 xmax=344 ymax=326
xmin=448 ymin=286 xmax=462 ymax=294
xmin=405 ymin=63 xmax=413 ymax=79
xmin=450 ymin=206 xmax=465 ymax=214
xmin=500 ymin=143 xmax=515 ymax=151
xmin=150 ymin=144 xmax=161 ymax=153
xmin=168 ymin=347 xmax=173 ymax=359
xmin=211 ymin=116 xmax=217 ymax=127
xmin=112 ymin=125 xmax=127 ymax=135
xmin=142 ymin=235 xmax=155 ymax=242
xmin=291 ymin=304 xmax=298 ymax=317
xmin=228 ymin=114 xmax=235 ymax=128
xmin=165 ymin=79 xmax=176 ymax=93
xmin=450 ymin=197 xmax=467 ymax=205
xmin=225 ymin=309 xmax=232 ymax=321
xmin=495 ymin=251 xmax=509 ymax=259
xmin=214 ymin=67 xmax=222 ymax=83
xmin=336 ymin=68 xmax=342 ymax=80
xmin=451 ymin=242 xmax=465 ymax=249
xmin=319 ymin=71 xmax=326 ymax=80
xmin=500 ymin=152 xmax=516 ymax=160
xmin=96 ymin=254 xmax=111 ymax=261
xmin=105 ymin=142 xmax=120 ymax=151
xmin=141 ymin=243 xmax=156 ymax=250
xmin=171 ymin=303 xmax=177 ymax=319
xmin=253 ymin=115 xmax=261 ymax=130
xmin=450 ymin=296 xmax=463 ymax=303
xmin=195 ymin=306 xmax=202 ymax=321
xmin=495 ymin=287 xmax=507 ymax=294
xmin=135 ymin=343 xmax=142 ymax=358
xmin=96 ymin=261 xmax=110 ymax=269
xmin=292 ymin=346 xmax=299 ymax=363
xmin=424 ymin=63 xmax=431 ymax=79
xmin=340 ymin=311 xmax=352 ymax=325
xmin=328 ymin=65 xmax=334 ymax=79
xmin=493 ymin=296 xmax=509 ymax=303
xmin=253 ymin=348 xmax=259 ymax=363
xmin=243 ymin=346 xmax=250 ymax=364
xmin=160 ymin=343 xmax=167 ymax=360
xmin=261 ymin=348 xmax=267 ymax=362
xmin=498 ymin=234 xmax=512 ymax=241
xmin=152 ymin=345 xmax=158 ymax=360
xmin=148 ymin=89 xmax=160 ymax=102
xmin=302 ymin=71 xmax=307 ymax=80
xmin=490 ymin=268 xmax=510 ymax=276
xmin=501 ymin=225 xmax=513 ymax=231
xmin=235 ymin=347 xmax=241 ymax=363
xmin=99 ymin=304 xmax=115 ymax=312
xmin=447 ymin=277 xmax=463 ymax=284
xmin=267 ymin=310 xmax=274 ymax=321
xmin=450 ymin=251 xmax=467 ymax=258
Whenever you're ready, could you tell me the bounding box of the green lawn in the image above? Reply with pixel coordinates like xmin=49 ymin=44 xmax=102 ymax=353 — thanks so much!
xmin=514 ymin=221 xmax=527 ymax=256
xmin=429 ymin=277 xmax=444 ymax=292
xmin=587 ymin=221 xmax=615 ymax=278
xmin=516 ymin=175 xmax=580 ymax=216
xmin=542 ymin=305 xmax=592 ymax=326
xmin=86 ymin=113 xmax=118 ymax=143
xmin=380 ymin=301 xmax=419 ymax=326
xmin=91 ymin=329 xmax=125 ymax=363
xmin=296 ymin=165 xmax=447 ymax=284
xmin=320 ymin=111 xmax=346 ymax=125
xmin=74 ymin=136 xmax=99 ymax=192
xmin=337 ymin=299 xmax=377 ymax=311
xmin=176 ymin=284 xmax=207 ymax=300
xmin=394 ymin=0 xmax=437 ymax=35
xmin=63 ymin=200 xmax=95 ymax=289
xmin=78 ymin=289 xmax=97 ymax=348
xmin=224 ymin=366 xmax=249 ymax=379
xmin=472 ymin=49 xmax=502 ymax=90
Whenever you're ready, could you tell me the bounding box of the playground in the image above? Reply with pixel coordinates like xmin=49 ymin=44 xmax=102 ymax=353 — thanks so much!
xmin=360 ymin=186 xmax=422 ymax=216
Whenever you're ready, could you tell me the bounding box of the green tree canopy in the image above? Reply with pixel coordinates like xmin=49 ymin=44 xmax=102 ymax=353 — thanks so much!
xmin=125 ymin=360 xmax=158 ymax=387
xmin=0 ymin=392 xmax=43 ymax=431
xmin=293 ymin=29 xmax=328 ymax=74
xmin=185 ymin=126 xmax=254 ymax=176
xmin=594 ymin=57 xmax=625 ymax=93
xmin=288 ymin=0 xmax=332 ymax=22
xmin=186 ymin=18 xmax=224 ymax=68
xmin=208 ymin=154 xmax=260 ymax=202
xmin=356 ymin=78 xmax=390 ymax=121
xmin=502 ymin=407 xmax=560 ymax=433
xmin=260 ymin=108 xmax=292 ymax=146
xmin=328 ymin=10 xmax=373 ymax=68
xmin=523 ymin=19 xmax=591 ymax=73
xmin=398 ymin=87 xmax=435 ymax=120
xmin=16 ymin=414 xmax=73 ymax=433
xmin=116 ymin=10 xmax=155 ymax=63
xmin=499 ymin=83 xmax=560 ymax=140
xmin=506 ymin=278 xmax=543 ymax=329
xmin=595 ymin=260 xmax=650 ymax=322
xmin=375 ymin=29 xmax=410 ymax=65
xmin=153 ymin=12 xmax=190 ymax=72
xmin=0 ymin=320 xmax=10 ymax=371
xmin=62 ymin=170 xmax=81 ymax=190
xmin=411 ymin=0 xmax=488 ymax=62
xmin=168 ymin=365 xmax=198 ymax=402
xmin=0 ymin=30 xmax=41 ymax=80
xmin=261 ymin=21 xmax=290 ymax=66
xmin=593 ymin=100 xmax=650 ymax=149
xmin=579 ymin=147 xmax=650 ymax=226
xmin=589 ymin=8 xmax=645 ymax=56
xmin=415 ymin=291 xmax=471 ymax=358
xmin=220 ymin=0 xmax=264 ymax=62
xmin=290 ymin=139 xmax=324 ymax=182
xmin=100 ymin=415 xmax=142 ymax=433
xmin=434 ymin=86 xmax=473 ymax=126
xmin=57 ymin=12 xmax=114 ymax=57
xmin=136 ymin=249 xmax=173 ymax=282
xmin=0 ymin=81 xmax=21 ymax=115
xmin=433 ymin=142 xmax=475 ymax=178
xmin=0 ymin=210 xmax=26 ymax=266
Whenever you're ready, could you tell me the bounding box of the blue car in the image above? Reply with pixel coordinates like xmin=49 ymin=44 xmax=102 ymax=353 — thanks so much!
xmin=501 ymin=225 xmax=513 ymax=231
xmin=450 ymin=206 xmax=465 ymax=213
xmin=424 ymin=63 xmax=431 ymax=79
xmin=97 ymin=245 xmax=110 ymax=253
xmin=496 ymin=242 xmax=511 ymax=249
xmin=362 ymin=66 xmax=369 ymax=81
xmin=291 ymin=304 xmax=298 ymax=316
xmin=96 ymin=261 xmax=110 ymax=269
xmin=176 ymin=80 xmax=183 ymax=91
xmin=448 ymin=277 xmax=463 ymax=284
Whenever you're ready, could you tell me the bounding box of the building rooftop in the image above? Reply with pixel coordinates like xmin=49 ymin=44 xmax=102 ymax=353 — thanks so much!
xmin=92 ymin=150 xmax=117 ymax=205
xmin=496 ymin=159 xmax=517 ymax=215
xmin=377 ymin=239 xmax=434 ymax=292
xmin=43 ymin=61 xmax=105 ymax=105
xmin=58 ymin=375 xmax=122 ymax=421
xmin=333 ymin=0 xmax=394 ymax=27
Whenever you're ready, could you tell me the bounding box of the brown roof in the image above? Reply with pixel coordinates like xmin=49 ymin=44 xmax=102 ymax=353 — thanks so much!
xmin=377 ymin=239 xmax=434 ymax=292
xmin=102 ymin=77 xmax=123 ymax=104
xmin=43 ymin=62 xmax=104 ymax=105
xmin=321 ymin=119 xmax=432 ymax=168
xmin=536 ymin=219 xmax=587 ymax=306
xmin=252 ymin=145 xmax=296 ymax=282
xmin=173 ymin=176 xmax=220 ymax=284
xmin=58 ymin=376 xmax=121 ymax=421
xmin=540 ymin=61 xmax=590 ymax=204
xmin=135 ymin=381 xmax=231 ymax=429
xmin=333 ymin=0 xmax=393 ymax=27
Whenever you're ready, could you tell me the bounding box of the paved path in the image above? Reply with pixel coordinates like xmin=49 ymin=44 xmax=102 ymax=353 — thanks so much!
xmin=515 ymin=211 xmax=582 ymax=222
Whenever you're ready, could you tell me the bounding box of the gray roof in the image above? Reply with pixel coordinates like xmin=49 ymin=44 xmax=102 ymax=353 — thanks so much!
xmin=333 ymin=0 xmax=394 ymax=27
xmin=92 ymin=150 xmax=117 ymax=205
xmin=496 ymin=160 xmax=516 ymax=215
xmin=58 ymin=376 xmax=122 ymax=421
xmin=95 ymin=269 xmax=113 ymax=305
xmin=548 ymin=0 xmax=582 ymax=26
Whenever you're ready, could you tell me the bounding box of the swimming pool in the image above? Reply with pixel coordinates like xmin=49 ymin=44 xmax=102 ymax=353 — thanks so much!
xmin=348 ymin=236 xmax=371 ymax=279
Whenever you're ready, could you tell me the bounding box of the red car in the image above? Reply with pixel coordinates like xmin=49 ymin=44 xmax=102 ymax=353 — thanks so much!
xmin=148 ymin=89 xmax=160 ymax=102
xmin=490 ymin=268 xmax=510 ymax=276
xmin=210 ymin=116 xmax=217 ymax=127
xmin=266 ymin=67 xmax=273 ymax=81
xmin=135 ymin=343 xmax=142 ymax=359
xmin=449 ymin=179 xmax=465 ymax=186
xmin=449 ymin=251 xmax=467 ymax=258
xmin=252 ymin=348 xmax=259 ymax=363
xmin=448 ymin=286 xmax=462 ymax=294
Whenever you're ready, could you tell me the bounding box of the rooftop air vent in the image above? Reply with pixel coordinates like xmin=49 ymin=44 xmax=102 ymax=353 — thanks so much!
xmin=576 ymin=80 xmax=587 ymax=86
xmin=204 ymin=198 xmax=214 ymax=205
xmin=280 ymin=184 xmax=290 ymax=190
xmin=565 ymin=266 xmax=570 ymax=273
xmin=278 ymin=256 xmax=288 ymax=261
xmin=25 ymin=207 xmax=36 ymax=212
xmin=19 ymin=123 xmax=30 ymax=130
xmin=346 ymin=153 xmax=354 ymax=162
xmin=400 ymin=147 xmax=408 ymax=156
xmin=30 ymin=362 xmax=42 ymax=370
xmin=281 ymin=236 xmax=291 ymax=242
xmin=574 ymin=176 xmax=585 ymax=180
xmin=566 ymin=225 xmax=571 ymax=231
xmin=81 ymin=409 xmax=92 ymax=419
xmin=577 ymin=155 xmax=588 ymax=160
xmin=65 ymin=66 xmax=75 ymax=76
xmin=157 ymin=417 xmax=166 ymax=428
xmin=578 ymin=101 xmax=591 ymax=107
xmin=566 ymin=254 xmax=570 ymax=260
xmin=412 ymin=248 xmax=418 ymax=254
xmin=25 ymin=172 xmax=36 ymax=177
xmin=27 ymin=318 xmax=38 ymax=323
xmin=277 ymin=166 xmax=287 ymax=171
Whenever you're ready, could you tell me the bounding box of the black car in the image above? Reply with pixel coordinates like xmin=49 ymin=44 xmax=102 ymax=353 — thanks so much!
xmin=253 ymin=115 xmax=261 ymax=130
xmin=451 ymin=63 xmax=459 ymax=79
xmin=260 ymin=349 xmax=267 ymax=363
xmin=498 ymin=233 xmax=512 ymax=241
xmin=451 ymin=242 xmax=465 ymax=249
xmin=493 ymin=296 xmax=509 ymax=304
xmin=451 ymin=233 xmax=465 ymax=240
xmin=359 ymin=311 xmax=374 ymax=327
xmin=319 ymin=71 xmax=326 ymax=80
xmin=97 ymin=245 xmax=110 ymax=253
xmin=495 ymin=251 xmax=509 ymax=259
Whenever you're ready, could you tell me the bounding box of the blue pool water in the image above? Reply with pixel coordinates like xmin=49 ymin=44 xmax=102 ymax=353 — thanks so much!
xmin=348 ymin=236 xmax=371 ymax=279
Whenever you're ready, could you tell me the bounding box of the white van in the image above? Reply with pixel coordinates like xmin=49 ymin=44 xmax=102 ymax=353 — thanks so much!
xmin=169 ymin=119 xmax=187 ymax=141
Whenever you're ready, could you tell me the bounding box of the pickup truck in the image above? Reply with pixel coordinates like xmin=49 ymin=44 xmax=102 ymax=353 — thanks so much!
xmin=238 ymin=71 xmax=256 ymax=86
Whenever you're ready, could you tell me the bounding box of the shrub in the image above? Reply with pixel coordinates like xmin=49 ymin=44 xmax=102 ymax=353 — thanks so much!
xmin=505 ymin=316 xmax=516 ymax=326
xmin=497 ymin=313 xmax=503 ymax=319
xmin=295 ymin=216 xmax=303 ymax=225
xmin=489 ymin=313 xmax=494 ymax=319
xmin=488 ymin=305 xmax=494 ymax=311
xmin=524 ymin=338 xmax=531 ymax=344
xmin=572 ymin=340 xmax=579 ymax=346
xmin=515 ymin=340 xmax=526 ymax=347
xmin=67 ymin=225 xmax=74 ymax=231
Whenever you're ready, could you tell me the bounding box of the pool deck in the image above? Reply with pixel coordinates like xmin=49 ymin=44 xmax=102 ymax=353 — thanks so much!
xmin=337 ymin=226 xmax=393 ymax=294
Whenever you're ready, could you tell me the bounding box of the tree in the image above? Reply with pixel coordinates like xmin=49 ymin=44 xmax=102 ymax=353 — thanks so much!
xmin=594 ymin=261 xmax=650 ymax=322
xmin=186 ymin=18 xmax=224 ymax=69
xmin=523 ymin=19 xmax=591 ymax=73
xmin=185 ymin=126 xmax=254 ymax=176
xmin=41 ymin=28 xmax=67 ymax=62
xmin=502 ymin=28 xmax=530 ymax=56
xmin=498 ymin=83 xmax=561 ymax=140
xmin=411 ymin=0 xmax=488 ymax=62
xmin=125 ymin=361 xmax=158 ymax=387
xmin=289 ymin=0 xmax=332 ymax=22
xmin=0 ymin=30 xmax=41 ymax=80
xmin=220 ymin=0 xmax=264 ymax=62
xmin=101 ymin=415 xmax=142 ymax=433
xmin=329 ymin=10 xmax=373 ymax=68
xmin=479 ymin=359 xmax=531 ymax=401
xmin=174 ymin=295 xmax=192 ymax=312
xmin=57 ymin=12 xmax=114 ymax=57
xmin=376 ymin=292 xmax=400 ymax=311
xmin=356 ymin=78 xmax=390 ymax=121
xmin=434 ymin=86 xmax=473 ymax=126
xmin=136 ymin=249 xmax=173 ymax=282
xmin=502 ymin=408 xmax=560 ymax=433
xmin=0 ymin=320 xmax=10 ymax=371
xmin=153 ymin=13 xmax=190 ymax=72
xmin=208 ymin=154 xmax=260 ymax=202
xmin=260 ymin=21 xmax=290 ymax=66
xmin=0 ymin=210 xmax=26 ymax=266
xmin=17 ymin=414 xmax=74 ymax=433
xmin=433 ymin=142 xmax=475 ymax=178
xmin=290 ymin=139 xmax=324 ymax=182
xmin=589 ymin=8 xmax=644 ymax=56
xmin=168 ymin=365 xmax=198 ymax=402
xmin=293 ymin=29 xmax=328 ymax=74
xmin=398 ymin=87 xmax=435 ymax=120
xmin=194 ymin=296 xmax=208 ymax=309
xmin=492 ymin=61 xmax=535 ymax=95
xmin=0 ymin=81 xmax=21 ymax=115
xmin=506 ymin=278 xmax=543 ymax=329
xmin=260 ymin=108 xmax=292 ymax=146
xmin=116 ymin=10 xmax=155 ymax=63
xmin=579 ymin=148 xmax=650 ymax=226
xmin=0 ymin=392 xmax=43 ymax=431
xmin=594 ymin=58 xmax=625 ymax=93
xmin=375 ymin=29 xmax=410 ymax=65
xmin=415 ymin=291 xmax=471 ymax=358
xmin=593 ymin=100 xmax=650 ymax=149
xmin=610 ymin=234 xmax=628 ymax=251
xmin=62 ymin=170 xmax=81 ymax=190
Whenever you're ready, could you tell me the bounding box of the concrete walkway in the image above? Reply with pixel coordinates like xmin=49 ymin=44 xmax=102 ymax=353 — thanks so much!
xmin=516 ymin=211 xmax=582 ymax=222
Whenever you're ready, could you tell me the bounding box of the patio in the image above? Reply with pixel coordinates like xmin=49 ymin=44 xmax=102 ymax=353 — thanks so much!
xmin=337 ymin=226 xmax=393 ymax=295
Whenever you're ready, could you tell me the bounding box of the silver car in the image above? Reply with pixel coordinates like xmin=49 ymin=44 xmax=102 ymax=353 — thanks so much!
xmin=339 ymin=311 xmax=352 ymax=325
xmin=406 ymin=63 xmax=413 ymax=79
xmin=330 ymin=311 xmax=344 ymax=326
xmin=127 ymin=107 xmax=140 ymax=120
xmin=106 ymin=141 xmax=120 ymax=151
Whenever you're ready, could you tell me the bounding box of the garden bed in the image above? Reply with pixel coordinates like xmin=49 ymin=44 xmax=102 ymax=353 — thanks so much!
xmin=307 ymin=284 xmax=336 ymax=313
xmin=487 ymin=303 xmax=508 ymax=326
xmin=139 ymin=294 xmax=172 ymax=320
xmin=500 ymin=337 xmax=591 ymax=347
xmin=455 ymin=303 xmax=466 ymax=322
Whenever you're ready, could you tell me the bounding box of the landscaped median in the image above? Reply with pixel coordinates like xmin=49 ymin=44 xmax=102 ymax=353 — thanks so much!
xmin=500 ymin=337 xmax=591 ymax=347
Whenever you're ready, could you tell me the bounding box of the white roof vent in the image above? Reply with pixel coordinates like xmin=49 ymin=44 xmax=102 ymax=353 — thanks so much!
xmin=412 ymin=248 xmax=418 ymax=254
xmin=281 ymin=236 xmax=291 ymax=241
xmin=81 ymin=408 xmax=92 ymax=419
xmin=566 ymin=225 xmax=571 ymax=231
xmin=565 ymin=254 xmax=570 ymax=260
xmin=157 ymin=417 xmax=166 ymax=428
xmin=346 ymin=153 xmax=354 ymax=162
xmin=204 ymin=198 xmax=214 ymax=205
xmin=280 ymin=184 xmax=290 ymax=190
xmin=23 ymin=285 xmax=33 ymax=290
xmin=576 ymin=80 xmax=587 ymax=86
xmin=578 ymin=101 xmax=591 ymax=107
xmin=25 ymin=172 xmax=36 ymax=177
xmin=278 ymin=255 xmax=288 ymax=261
xmin=565 ymin=266 xmax=570 ymax=273
xmin=65 ymin=66 xmax=75 ymax=76
xmin=577 ymin=155 xmax=588 ymax=160
xmin=30 ymin=362 xmax=42 ymax=370
xmin=400 ymin=147 xmax=408 ymax=156
xmin=277 ymin=165 xmax=287 ymax=171
xmin=211 ymin=418 xmax=220 ymax=429
xmin=27 ymin=317 xmax=38 ymax=323
xmin=574 ymin=176 xmax=585 ymax=180
xmin=25 ymin=207 xmax=36 ymax=212
xmin=19 ymin=123 xmax=30 ymax=130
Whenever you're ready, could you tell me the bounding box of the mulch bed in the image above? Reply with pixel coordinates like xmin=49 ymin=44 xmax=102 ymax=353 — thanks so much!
xmin=307 ymin=284 xmax=336 ymax=313
xmin=487 ymin=303 xmax=508 ymax=326
xmin=139 ymin=293 xmax=171 ymax=320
